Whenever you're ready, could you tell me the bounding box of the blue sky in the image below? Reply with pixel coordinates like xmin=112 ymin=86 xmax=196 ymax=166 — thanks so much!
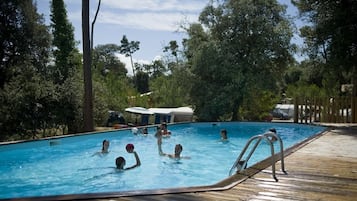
xmin=36 ymin=0 xmax=302 ymax=75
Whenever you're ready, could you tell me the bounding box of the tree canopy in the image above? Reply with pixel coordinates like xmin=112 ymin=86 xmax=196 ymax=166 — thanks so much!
xmin=186 ymin=0 xmax=294 ymax=121
xmin=50 ymin=0 xmax=77 ymax=84
xmin=0 ymin=0 xmax=53 ymax=140
xmin=292 ymin=0 xmax=357 ymax=96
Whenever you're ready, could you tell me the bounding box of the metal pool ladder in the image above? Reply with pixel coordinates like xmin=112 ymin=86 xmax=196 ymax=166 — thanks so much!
xmin=228 ymin=131 xmax=286 ymax=181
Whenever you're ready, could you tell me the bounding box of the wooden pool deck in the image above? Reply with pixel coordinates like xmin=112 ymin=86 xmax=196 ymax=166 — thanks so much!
xmin=94 ymin=125 xmax=357 ymax=201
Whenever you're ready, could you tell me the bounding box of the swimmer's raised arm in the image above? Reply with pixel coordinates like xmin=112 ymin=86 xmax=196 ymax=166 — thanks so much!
xmin=157 ymin=138 xmax=189 ymax=159
xmin=125 ymin=151 xmax=141 ymax=170
xmin=157 ymin=136 xmax=166 ymax=156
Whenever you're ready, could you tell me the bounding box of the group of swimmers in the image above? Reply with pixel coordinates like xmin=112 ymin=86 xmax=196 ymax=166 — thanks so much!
xmin=94 ymin=124 xmax=278 ymax=171
xmin=93 ymin=139 xmax=142 ymax=170
xmin=94 ymin=122 xmax=190 ymax=171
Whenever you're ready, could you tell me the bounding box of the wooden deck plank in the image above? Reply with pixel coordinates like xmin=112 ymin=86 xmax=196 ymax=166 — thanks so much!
xmin=95 ymin=127 xmax=357 ymax=201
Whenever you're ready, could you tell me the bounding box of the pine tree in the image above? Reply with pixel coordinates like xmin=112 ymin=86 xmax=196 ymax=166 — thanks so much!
xmin=50 ymin=0 xmax=83 ymax=133
xmin=50 ymin=0 xmax=77 ymax=84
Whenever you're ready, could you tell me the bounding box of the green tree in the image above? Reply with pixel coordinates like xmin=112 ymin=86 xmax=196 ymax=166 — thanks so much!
xmin=149 ymin=68 xmax=192 ymax=108
xmin=50 ymin=0 xmax=83 ymax=133
xmin=0 ymin=0 xmax=51 ymax=87
xmin=119 ymin=35 xmax=140 ymax=76
xmin=92 ymin=72 xmax=136 ymax=125
xmin=151 ymin=60 xmax=167 ymax=78
xmin=92 ymin=44 xmax=127 ymax=76
xmin=186 ymin=0 xmax=294 ymax=121
xmin=163 ymin=40 xmax=180 ymax=65
xmin=50 ymin=0 xmax=77 ymax=84
xmin=293 ymin=0 xmax=357 ymax=96
xmin=0 ymin=0 xmax=53 ymax=140
xmin=135 ymin=70 xmax=150 ymax=94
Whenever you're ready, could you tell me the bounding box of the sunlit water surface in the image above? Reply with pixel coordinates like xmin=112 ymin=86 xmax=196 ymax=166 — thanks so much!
xmin=0 ymin=122 xmax=326 ymax=199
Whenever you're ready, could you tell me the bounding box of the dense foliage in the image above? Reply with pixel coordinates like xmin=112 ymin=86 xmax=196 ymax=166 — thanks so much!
xmin=291 ymin=0 xmax=357 ymax=97
xmin=185 ymin=0 xmax=294 ymax=121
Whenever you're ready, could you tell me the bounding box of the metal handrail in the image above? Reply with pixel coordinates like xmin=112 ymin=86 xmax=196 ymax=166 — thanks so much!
xmin=263 ymin=131 xmax=285 ymax=173
xmin=228 ymin=131 xmax=286 ymax=181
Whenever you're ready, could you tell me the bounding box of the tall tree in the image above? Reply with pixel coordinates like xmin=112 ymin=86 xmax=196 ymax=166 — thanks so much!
xmin=50 ymin=0 xmax=83 ymax=134
xmin=92 ymin=44 xmax=127 ymax=76
xmin=135 ymin=71 xmax=150 ymax=94
xmin=50 ymin=0 xmax=77 ymax=84
xmin=293 ymin=0 xmax=357 ymax=97
xmin=0 ymin=0 xmax=51 ymax=88
xmin=186 ymin=0 xmax=294 ymax=121
xmin=0 ymin=0 xmax=53 ymax=140
xmin=119 ymin=35 xmax=140 ymax=76
xmin=164 ymin=40 xmax=180 ymax=65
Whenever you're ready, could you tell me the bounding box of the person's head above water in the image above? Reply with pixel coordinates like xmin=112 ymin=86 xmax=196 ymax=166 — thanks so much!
xmin=174 ymin=144 xmax=183 ymax=155
xmin=115 ymin=156 xmax=126 ymax=169
xmin=220 ymin=129 xmax=228 ymax=140
xmin=268 ymin=128 xmax=278 ymax=142
xmin=102 ymin=140 xmax=110 ymax=153
xmin=116 ymin=144 xmax=141 ymax=170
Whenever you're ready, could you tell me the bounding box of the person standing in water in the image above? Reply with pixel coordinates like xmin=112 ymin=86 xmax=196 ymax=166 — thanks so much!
xmin=156 ymin=134 xmax=190 ymax=159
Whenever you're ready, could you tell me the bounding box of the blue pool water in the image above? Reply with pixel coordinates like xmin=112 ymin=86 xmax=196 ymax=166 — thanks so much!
xmin=0 ymin=122 xmax=325 ymax=199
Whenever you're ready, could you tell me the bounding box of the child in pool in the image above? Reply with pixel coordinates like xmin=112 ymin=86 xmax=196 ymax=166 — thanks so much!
xmin=115 ymin=143 xmax=141 ymax=170
xmin=92 ymin=139 xmax=110 ymax=156
xmin=157 ymin=135 xmax=190 ymax=159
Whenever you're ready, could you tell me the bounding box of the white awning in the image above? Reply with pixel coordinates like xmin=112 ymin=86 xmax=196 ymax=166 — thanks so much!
xmin=125 ymin=107 xmax=154 ymax=115
xmin=172 ymin=107 xmax=194 ymax=115
xmin=148 ymin=108 xmax=172 ymax=115
xmin=148 ymin=107 xmax=194 ymax=115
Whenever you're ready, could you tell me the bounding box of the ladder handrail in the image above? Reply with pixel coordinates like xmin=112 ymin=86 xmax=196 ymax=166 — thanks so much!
xmin=228 ymin=135 xmax=263 ymax=176
xmin=228 ymin=131 xmax=286 ymax=181
xmin=263 ymin=131 xmax=285 ymax=173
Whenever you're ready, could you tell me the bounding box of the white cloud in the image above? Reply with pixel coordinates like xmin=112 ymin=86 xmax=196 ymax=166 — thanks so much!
xmin=102 ymin=0 xmax=207 ymax=12
xmin=56 ymin=0 xmax=207 ymax=65
xmin=66 ymin=0 xmax=205 ymax=32
xmin=98 ymin=11 xmax=197 ymax=32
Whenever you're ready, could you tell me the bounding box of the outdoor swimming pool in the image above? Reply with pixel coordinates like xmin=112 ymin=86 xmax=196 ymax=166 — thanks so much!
xmin=0 ymin=122 xmax=326 ymax=200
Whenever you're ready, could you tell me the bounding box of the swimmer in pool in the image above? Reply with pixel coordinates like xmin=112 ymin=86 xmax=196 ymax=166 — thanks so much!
xmin=133 ymin=127 xmax=148 ymax=136
xmin=92 ymin=140 xmax=110 ymax=156
xmin=115 ymin=143 xmax=141 ymax=170
xmin=154 ymin=126 xmax=161 ymax=138
xmin=141 ymin=127 xmax=149 ymax=135
xmin=219 ymin=129 xmax=228 ymax=141
xmin=139 ymin=127 xmax=148 ymax=136
xmin=131 ymin=127 xmax=139 ymax=135
xmin=161 ymin=122 xmax=171 ymax=136
xmin=155 ymin=123 xmax=171 ymax=138
xmin=266 ymin=128 xmax=278 ymax=142
xmin=157 ymin=135 xmax=190 ymax=159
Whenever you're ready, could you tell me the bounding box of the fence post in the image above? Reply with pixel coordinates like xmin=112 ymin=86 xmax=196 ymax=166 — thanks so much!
xmin=353 ymin=96 xmax=357 ymax=123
